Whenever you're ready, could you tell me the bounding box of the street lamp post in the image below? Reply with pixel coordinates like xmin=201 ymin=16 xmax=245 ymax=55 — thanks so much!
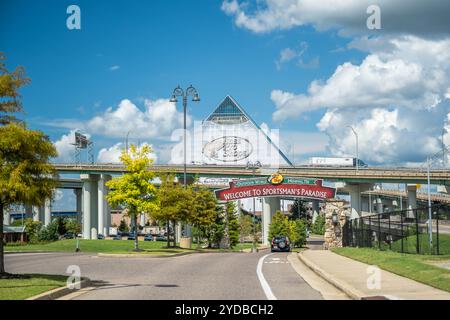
xmin=347 ymin=126 xmax=359 ymax=171
xmin=246 ymin=161 xmax=261 ymax=253
xmin=125 ymin=130 xmax=131 ymax=154
xmin=170 ymin=85 xmax=200 ymax=188
xmin=426 ymin=157 xmax=433 ymax=253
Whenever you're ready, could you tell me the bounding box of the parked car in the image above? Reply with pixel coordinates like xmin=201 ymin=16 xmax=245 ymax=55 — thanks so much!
xmin=270 ymin=236 xmax=291 ymax=252
xmin=127 ymin=233 xmax=136 ymax=240
xmin=144 ymin=234 xmax=153 ymax=241
xmin=63 ymin=233 xmax=75 ymax=239
xmin=97 ymin=234 xmax=105 ymax=240
xmin=156 ymin=234 xmax=167 ymax=241
xmin=113 ymin=234 xmax=122 ymax=240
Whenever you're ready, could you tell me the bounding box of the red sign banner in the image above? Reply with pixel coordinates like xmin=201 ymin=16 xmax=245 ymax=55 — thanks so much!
xmin=215 ymin=177 xmax=336 ymax=201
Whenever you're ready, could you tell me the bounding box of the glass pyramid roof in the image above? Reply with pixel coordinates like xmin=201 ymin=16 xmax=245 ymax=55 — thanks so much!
xmin=205 ymin=96 xmax=250 ymax=124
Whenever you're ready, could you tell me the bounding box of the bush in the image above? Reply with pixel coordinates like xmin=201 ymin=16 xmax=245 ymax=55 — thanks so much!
xmin=64 ymin=219 xmax=81 ymax=235
xmin=24 ymin=218 xmax=42 ymax=243
xmin=37 ymin=221 xmax=59 ymax=242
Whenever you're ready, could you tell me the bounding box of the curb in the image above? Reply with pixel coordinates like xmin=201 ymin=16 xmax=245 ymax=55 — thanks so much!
xmin=26 ymin=278 xmax=91 ymax=300
xmin=297 ymin=251 xmax=366 ymax=300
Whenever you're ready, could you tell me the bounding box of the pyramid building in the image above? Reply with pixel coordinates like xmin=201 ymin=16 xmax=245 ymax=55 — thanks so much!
xmin=189 ymin=95 xmax=292 ymax=167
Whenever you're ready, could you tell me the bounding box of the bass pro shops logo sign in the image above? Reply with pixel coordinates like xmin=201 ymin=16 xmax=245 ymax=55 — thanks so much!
xmin=267 ymin=173 xmax=284 ymax=185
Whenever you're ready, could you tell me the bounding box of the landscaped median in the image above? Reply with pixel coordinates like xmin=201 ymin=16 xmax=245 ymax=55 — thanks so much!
xmin=332 ymin=247 xmax=450 ymax=293
xmin=5 ymin=239 xmax=262 ymax=256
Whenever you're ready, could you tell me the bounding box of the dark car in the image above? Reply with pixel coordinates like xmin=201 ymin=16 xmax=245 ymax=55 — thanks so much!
xmin=97 ymin=234 xmax=105 ymax=240
xmin=127 ymin=233 xmax=136 ymax=240
xmin=271 ymin=236 xmax=291 ymax=252
xmin=63 ymin=233 xmax=75 ymax=239
xmin=112 ymin=234 xmax=122 ymax=240
xmin=144 ymin=234 xmax=153 ymax=241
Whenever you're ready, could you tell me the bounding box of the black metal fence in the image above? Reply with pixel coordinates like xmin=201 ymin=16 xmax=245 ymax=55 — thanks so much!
xmin=343 ymin=205 xmax=450 ymax=255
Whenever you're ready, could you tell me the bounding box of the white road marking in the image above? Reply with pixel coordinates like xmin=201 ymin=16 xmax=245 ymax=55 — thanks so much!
xmin=257 ymin=253 xmax=277 ymax=300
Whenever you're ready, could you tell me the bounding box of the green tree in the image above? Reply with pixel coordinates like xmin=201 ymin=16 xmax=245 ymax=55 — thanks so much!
xmin=238 ymin=214 xmax=253 ymax=243
xmin=268 ymin=211 xmax=291 ymax=241
xmin=37 ymin=221 xmax=59 ymax=242
xmin=289 ymin=219 xmax=307 ymax=248
xmin=151 ymin=174 xmax=191 ymax=247
xmin=0 ymin=53 xmax=30 ymax=125
xmin=0 ymin=123 xmax=57 ymax=276
xmin=105 ymin=144 xmax=159 ymax=251
xmin=118 ymin=219 xmax=129 ymax=233
xmin=311 ymin=214 xmax=325 ymax=235
xmin=189 ymin=186 xmax=217 ymax=248
xmin=289 ymin=199 xmax=308 ymax=220
xmin=55 ymin=217 xmax=67 ymax=236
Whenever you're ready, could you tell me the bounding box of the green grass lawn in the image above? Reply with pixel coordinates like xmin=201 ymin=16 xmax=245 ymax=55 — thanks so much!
xmin=0 ymin=274 xmax=67 ymax=300
xmin=332 ymin=247 xmax=450 ymax=292
xmin=5 ymin=239 xmax=178 ymax=254
xmin=5 ymin=239 xmax=264 ymax=254
xmin=388 ymin=233 xmax=450 ymax=255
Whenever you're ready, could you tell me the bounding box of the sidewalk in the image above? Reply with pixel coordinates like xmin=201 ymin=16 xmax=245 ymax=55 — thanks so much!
xmin=298 ymin=250 xmax=450 ymax=300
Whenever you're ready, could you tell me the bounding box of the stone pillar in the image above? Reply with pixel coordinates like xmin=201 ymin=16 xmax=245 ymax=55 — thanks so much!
xmin=81 ymin=174 xmax=100 ymax=239
xmin=74 ymin=189 xmax=82 ymax=224
xmin=262 ymin=197 xmax=281 ymax=246
xmin=376 ymin=197 xmax=383 ymax=214
xmin=407 ymin=184 xmax=417 ymax=219
xmin=323 ymin=199 xmax=347 ymax=250
xmin=44 ymin=198 xmax=52 ymax=226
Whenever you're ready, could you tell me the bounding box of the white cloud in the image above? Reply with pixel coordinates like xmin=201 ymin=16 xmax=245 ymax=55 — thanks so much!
xmin=270 ymin=36 xmax=450 ymax=164
xmin=109 ymin=65 xmax=120 ymax=71
xmin=221 ymin=0 xmax=450 ymax=37
xmin=50 ymin=98 xmax=190 ymax=140
xmin=97 ymin=142 xmax=157 ymax=163
xmin=275 ymin=42 xmax=318 ymax=70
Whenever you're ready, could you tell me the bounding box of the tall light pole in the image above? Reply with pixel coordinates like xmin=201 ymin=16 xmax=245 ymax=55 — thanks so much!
xmin=426 ymin=157 xmax=433 ymax=253
xmin=246 ymin=161 xmax=261 ymax=253
xmin=170 ymin=85 xmax=200 ymax=188
xmin=347 ymin=125 xmax=359 ymax=171
xmin=125 ymin=130 xmax=132 ymax=154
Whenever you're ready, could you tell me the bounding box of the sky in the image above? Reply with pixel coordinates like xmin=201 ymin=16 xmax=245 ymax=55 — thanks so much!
xmin=2 ymin=0 xmax=450 ymax=209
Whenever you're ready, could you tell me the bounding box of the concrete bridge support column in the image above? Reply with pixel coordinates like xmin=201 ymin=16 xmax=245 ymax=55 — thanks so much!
xmin=262 ymin=197 xmax=281 ymax=246
xmin=32 ymin=206 xmax=41 ymax=222
xmin=74 ymin=189 xmax=82 ymax=224
xmin=44 ymin=198 xmax=52 ymax=226
xmin=407 ymin=184 xmax=417 ymax=219
xmin=376 ymin=197 xmax=383 ymax=214
xmin=347 ymin=185 xmax=362 ymax=219
xmin=4 ymin=207 xmax=10 ymax=225
xmin=311 ymin=200 xmax=320 ymax=224
xmin=81 ymin=174 xmax=99 ymax=239
xmin=98 ymin=174 xmax=111 ymax=236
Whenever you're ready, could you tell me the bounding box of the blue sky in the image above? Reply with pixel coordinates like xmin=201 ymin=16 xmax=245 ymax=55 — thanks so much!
xmin=1 ymin=0 xmax=369 ymax=165
xmin=2 ymin=0 xmax=450 ymax=210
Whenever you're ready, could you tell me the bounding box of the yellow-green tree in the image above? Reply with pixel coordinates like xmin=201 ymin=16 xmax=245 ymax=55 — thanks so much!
xmin=151 ymin=174 xmax=192 ymax=247
xmin=0 ymin=123 xmax=58 ymax=276
xmin=0 ymin=53 xmax=30 ymax=125
xmin=105 ymin=144 xmax=158 ymax=251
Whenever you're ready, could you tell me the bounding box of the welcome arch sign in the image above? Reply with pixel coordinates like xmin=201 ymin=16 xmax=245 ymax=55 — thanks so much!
xmin=214 ymin=173 xmax=336 ymax=201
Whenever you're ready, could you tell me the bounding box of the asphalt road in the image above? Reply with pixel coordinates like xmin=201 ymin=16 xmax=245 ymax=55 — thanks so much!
xmin=5 ymin=250 xmax=323 ymax=300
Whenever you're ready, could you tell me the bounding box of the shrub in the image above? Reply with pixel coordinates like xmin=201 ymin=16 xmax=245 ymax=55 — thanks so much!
xmin=64 ymin=219 xmax=81 ymax=235
xmin=24 ymin=218 xmax=42 ymax=243
xmin=290 ymin=219 xmax=308 ymax=247
xmin=268 ymin=211 xmax=291 ymax=241
xmin=37 ymin=221 xmax=59 ymax=242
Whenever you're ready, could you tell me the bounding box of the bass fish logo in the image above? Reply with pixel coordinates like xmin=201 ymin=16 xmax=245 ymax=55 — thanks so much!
xmin=268 ymin=173 xmax=284 ymax=185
